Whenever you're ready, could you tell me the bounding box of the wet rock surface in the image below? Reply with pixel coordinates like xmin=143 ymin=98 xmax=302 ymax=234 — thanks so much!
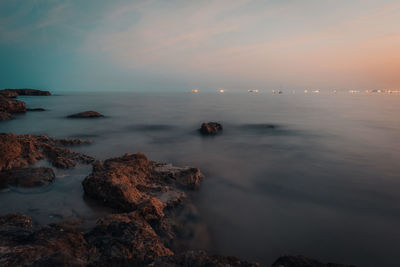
xmin=0 ymin=95 xmax=26 ymax=116
xmin=0 ymin=88 xmax=51 ymax=96
xmin=271 ymin=255 xmax=355 ymax=267
xmin=0 ymin=133 xmax=94 ymax=171
xmin=67 ymin=111 xmax=104 ymax=118
xmin=200 ymin=122 xmax=223 ymax=135
xmin=82 ymin=153 xmax=203 ymax=212
xmin=0 ymin=167 xmax=55 ymax=188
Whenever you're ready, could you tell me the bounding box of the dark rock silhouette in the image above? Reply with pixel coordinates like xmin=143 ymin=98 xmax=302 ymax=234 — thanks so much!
xmin=27 ymin=108 xmax=46 ymax=111
xmin=67 ymin=111 xmax=104 ymax=118
xmin=200 ymin=122 xmax=223 ymax=135
xmin=0 ymin=88 xmax=51 ymax=96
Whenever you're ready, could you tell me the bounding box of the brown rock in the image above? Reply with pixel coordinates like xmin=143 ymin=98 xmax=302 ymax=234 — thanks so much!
xmin=0 ymin=111 xmax=13 ymax=121
xmin=0 ymin=133 xmax=94 ymax=171
xmin=0 ymin=88 xmax=51 ymax=96
xmin=271 ymin=255 xmax=355 ymax=267
xmin=0 ymin=95 xmax=26 ymax=114
xmin=85 ymin=212 xmax=173 ymax=264
xmin=0 ymin=90 xmax=18 ymax=98
xmin=82 ymin=153 xmax=203 ymax=212
xmin=67 ymin=111 xmax=104 ymax=118
xmin=0 ymin=213 xmax=89 ymax=267
xmin=200 ymin=122 xmax=223 ymax=135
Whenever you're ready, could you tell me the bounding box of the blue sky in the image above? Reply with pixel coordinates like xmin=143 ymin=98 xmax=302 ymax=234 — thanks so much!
xmin=1 ymin=0 xmax=399 ymax=91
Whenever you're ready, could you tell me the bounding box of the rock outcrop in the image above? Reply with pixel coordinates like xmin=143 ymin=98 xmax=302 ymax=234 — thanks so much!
xmin=0 ymin=167 xmax=55 ymax=188
xmin=85 ymin=211 xmax=174 ymax=265
xmin=0 ymin=212 xmax=259 ymax=267
xmin=0 ymin=213 xmax=89 ymax=267
xmin=0 ymin=95 xmax=26 ymax=114
xmin=0 ymin=133 xmax=93 ymax=171
xmin=200 ymin=122 xmax=223 ymax=135
xmin=0 ymin=88 xmax=51 ymax=96
xmin=67 ymin=111 xmax=104 ymax=118
xmin=82 ymin=153 xmax=203 ymax=212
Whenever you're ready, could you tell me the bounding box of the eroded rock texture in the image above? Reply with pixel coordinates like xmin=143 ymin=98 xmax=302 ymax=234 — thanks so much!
xmin=0 ymin=133 xmax=93 ymax=171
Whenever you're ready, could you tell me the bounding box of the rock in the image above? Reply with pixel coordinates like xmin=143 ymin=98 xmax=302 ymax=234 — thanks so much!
xmin=0 ymin=213 xmax=89 ymax=267
xmin=0 ymin=167 xmax=55 ymax=188
xmin=85 ymin=212 xmax=173 ymax=264
xmin=0 ymin=90 xmax=18 ymax=98
xmin=27 ymin=108 xmax=46 ymax=111
xmin=0 ymin=95 xmax=26 ymax=114
xmin=200 ymin=122 xmax=223 ymax=135
xmin=0 ymin=133 xmax=94 ymax=171
xmin=0 ymin=111 xmax=13 ymax=121
xmin=147 ymin=250 xmax=260 ymax=267
xmin=82 ymin=153 xmax=203 ymax=212
xmin=67 ymin=111 xmax=104 ymax=118
xmin=0 ymin=88 xmax=51 ymax=96
xmin=271 ymin=255 xmax=355 ymax=267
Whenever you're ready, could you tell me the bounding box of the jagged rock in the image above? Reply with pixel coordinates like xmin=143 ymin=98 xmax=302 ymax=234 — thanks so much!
xmin=27 ymin=108 xmax=46 ymax=111
xmin=85 ymin=212 xmax=173 ymax=265
xmin=0 ymin=88 xmax=51 ymax=96
xmin=200 ymin=122 xmax=223 ymax=135
xmin=0 ymin=167 xmax=55 ymax=188
xmin=67 ymin=111 xmax=104 ymax=118
xmin=0 ymin=133 xmax=94 ymax=171
xmin=0 ymin=216 xmax=89 ymax=267
xmin=0 ymin=111 xmax=13 ymax=121
xmin=271 ymin=255 xmax=355 ymax=267
xmin=147 ymin=250 xmax=260 ymax=267
xmin=82 ymin=153 xmax=203 ymax=213
xmin=0 ymin=90 xmax=18 ymax=98
xmin=0 ymin=95 xmax=26 ymax=114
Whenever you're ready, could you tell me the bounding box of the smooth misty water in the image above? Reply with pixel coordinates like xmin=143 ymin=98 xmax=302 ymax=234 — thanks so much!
xmin=0 ymin=92 xmax=399 ymax=266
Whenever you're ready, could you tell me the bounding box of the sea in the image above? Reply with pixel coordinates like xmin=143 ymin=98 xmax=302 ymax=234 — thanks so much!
xmin=0 ymin=91 xmax=399 ymax=266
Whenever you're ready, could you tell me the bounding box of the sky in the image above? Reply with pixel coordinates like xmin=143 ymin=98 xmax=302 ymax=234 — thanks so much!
xmin=0 ymin=0 xmax=400 ymax=92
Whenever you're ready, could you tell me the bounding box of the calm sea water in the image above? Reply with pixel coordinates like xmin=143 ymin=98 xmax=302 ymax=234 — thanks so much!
xmin=0 ymin=92 xmax=399 ymax=266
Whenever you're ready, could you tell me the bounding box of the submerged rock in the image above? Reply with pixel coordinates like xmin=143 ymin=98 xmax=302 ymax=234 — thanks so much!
xmin=82 ymin=153 xmax=203 ymax=212
xmin=27 ymin=108 xmax=46 ymax=111
xmin=0 ymin=133 xmax=94 ymax=171
xmin=200 ymin=122 xmax=223 ymax=135
xmin=0 ymin=167 xmax=55 ymax=188
xmin=0 ymin=88 xmax=51 ymax=96
xmin=67 ymin=111 xmax=104 ymax=118
xmin=0 ymin=111 xmax=13 ymax=121
xmin=271 ymin=255 xmax=355 ymax=267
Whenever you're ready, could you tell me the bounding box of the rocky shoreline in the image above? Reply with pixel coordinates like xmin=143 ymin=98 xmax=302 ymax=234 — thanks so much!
xmin=0 ymin=89 xmax=50 ymax=121
xmin=0 ymin=90 xmax=355 ymax=266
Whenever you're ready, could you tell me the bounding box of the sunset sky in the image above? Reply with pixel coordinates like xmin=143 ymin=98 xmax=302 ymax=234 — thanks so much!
xmin=1 ymin=0 xmax=399 ymax=91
